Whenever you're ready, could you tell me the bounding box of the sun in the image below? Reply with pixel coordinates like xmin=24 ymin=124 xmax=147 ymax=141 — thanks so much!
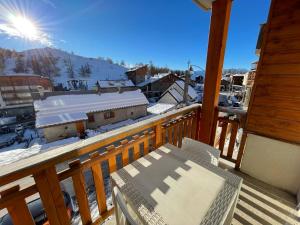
xmin=10 ymin=15 xmax=38 ymax=40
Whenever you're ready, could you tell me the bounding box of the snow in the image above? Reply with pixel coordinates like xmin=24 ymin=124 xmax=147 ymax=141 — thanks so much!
xmin=0 ymin=115 xmax=154 ymax=166
xmin=99 ymin=80 xmax=134 ymax=88
xmin=175 ymin=80 xmax=198 ymax=99
xmin=137 ymin=73 xmax=170 ymax=87
xmin=34 ymin=90 xmax=149 ymax=128
xmin=2 ymin=47 xmax=128 ymax=88
xmin=36 ymin=112 xmax=88 ymax=128
xmin=147 ymin=103 xmax=175 ymax=115
xmin=169 ymin=88 xmax=183 ymax=102
xmin=0 ymin=133 xmax=16 ymax=143
xmin=191 ymin=70 xmax=205 ymax=81
xmin=0 ymin=117 xmax=16 ymax=126
xmin=0 ymin=136 xmax=80 ymax=166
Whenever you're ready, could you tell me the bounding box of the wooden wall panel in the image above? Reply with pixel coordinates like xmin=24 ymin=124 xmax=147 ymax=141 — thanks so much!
xmin=246 ymin=0 xmax=300 ymax=144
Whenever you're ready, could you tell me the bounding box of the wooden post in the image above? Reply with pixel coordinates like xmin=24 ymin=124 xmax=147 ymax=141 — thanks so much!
xmin=1 ymin=186 xmax=35 ymax=225
xmin=34 ymin=167 xmax=70 ymax=225
xmin=90 ymin=152 xmax=107 ymax=214
xmin=235 ymin=132 xmax=248 ymax=170
xmin=69 ymin=160 xmax=92 ymax=225
xmin=155 ymin=124 xmax=162 ymax=148
xmin=199 ymin=0 xmax=232 ymax=145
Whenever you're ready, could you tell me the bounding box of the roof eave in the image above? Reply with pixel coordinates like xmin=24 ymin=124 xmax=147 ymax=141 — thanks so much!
xmin=193 ymin=0 xmax=214 ymax=11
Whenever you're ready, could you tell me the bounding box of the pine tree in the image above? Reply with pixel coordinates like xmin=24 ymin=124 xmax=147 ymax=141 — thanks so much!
xmin=120 ymin=60 xmax=125 ymax=66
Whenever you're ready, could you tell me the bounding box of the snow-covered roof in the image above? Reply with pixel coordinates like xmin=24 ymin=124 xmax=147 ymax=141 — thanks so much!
xmin=137 ymin=73 xmax=171 ymax=87
xmin=147 ymin=103 xmax=175 ymax=115
xmin=126 ymin=65 xmax=147 ymax=72
xmin=175 ymin=80 xmax=198 ymax=99
xmin=34 ymin=90 xmax=149 ymax=128
xmin=169 ymin=88 xmax=183 ymax=102
xmin=98 ymin=80 xmax=135 ymax=88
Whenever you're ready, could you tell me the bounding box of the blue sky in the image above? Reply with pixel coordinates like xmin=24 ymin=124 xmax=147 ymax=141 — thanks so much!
xmin=0 ymin=0 xmax=270 ymax=70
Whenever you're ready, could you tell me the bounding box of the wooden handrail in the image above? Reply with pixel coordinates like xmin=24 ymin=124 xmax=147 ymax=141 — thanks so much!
xmin=0 ymin=104 xmax=200 ymax=187
xmin=0 ymin=104 xmax=200 ymax=225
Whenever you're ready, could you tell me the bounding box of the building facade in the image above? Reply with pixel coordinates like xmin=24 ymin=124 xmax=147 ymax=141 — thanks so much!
xmin=126 ymin=65 xmax=148 ymax=85
xmin=138 ymin=73 xmax=179 ymax=99
xmin=0 ymin=74 xmax=53 ymax=116
xmin=35 ymin=90 xmax=148 ymax=142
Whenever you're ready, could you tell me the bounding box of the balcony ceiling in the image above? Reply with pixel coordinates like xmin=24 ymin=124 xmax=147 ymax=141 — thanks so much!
xmin=193 ymin=0 xmax=215 ymax=10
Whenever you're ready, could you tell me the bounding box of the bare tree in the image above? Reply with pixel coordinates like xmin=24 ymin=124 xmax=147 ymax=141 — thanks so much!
xmin=64 ymin=56 xmax=75 ymax=78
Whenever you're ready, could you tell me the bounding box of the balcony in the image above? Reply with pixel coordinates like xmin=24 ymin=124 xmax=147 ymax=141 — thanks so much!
xmin=0 ymin=104 xmax=298 ymax=225
xmin=1 ymin=0 xmax=300 ymax=224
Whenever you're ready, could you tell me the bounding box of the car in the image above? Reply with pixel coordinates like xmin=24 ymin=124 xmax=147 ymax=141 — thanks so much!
xmin=0 ymin=192 xmax=74 ymax=225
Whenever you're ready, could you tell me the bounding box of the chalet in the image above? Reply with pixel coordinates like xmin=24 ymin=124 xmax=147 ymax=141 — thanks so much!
xmin=125 ymin=65 xmax=148 ymax=85
xmin=158 ymin=80 xmax=198 ymax=105
xmin=96 ymin=80 xmax=136 ymax=93
xmin=0 ymin=74 xmax=52 ymax=116
xmin=34 ymin=90 xmax=148 ymax=142
xmin=137 ymin=73 xmax=179 ymax=99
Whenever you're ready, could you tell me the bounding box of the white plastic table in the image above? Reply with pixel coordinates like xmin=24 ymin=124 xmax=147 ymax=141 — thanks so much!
xmin=111 ymin=143 xmax=242 ymax=225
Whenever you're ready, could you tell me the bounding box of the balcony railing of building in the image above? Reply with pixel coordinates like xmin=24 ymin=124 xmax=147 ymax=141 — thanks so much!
xmin=0 ymin=104 xmax=246 ymax=225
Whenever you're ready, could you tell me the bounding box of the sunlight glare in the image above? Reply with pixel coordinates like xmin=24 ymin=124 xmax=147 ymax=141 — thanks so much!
xmin=10 ymin=15 xmax=38 ymax=40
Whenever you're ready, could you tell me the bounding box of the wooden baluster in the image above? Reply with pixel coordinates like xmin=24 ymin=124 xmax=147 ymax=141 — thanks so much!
xmin=132 ymin=135 xmax=140 ymax=160
xmin=143 ymin=131 xmax=149 ymax=155
xmin=155 ymin=124 xmax=163 ymax=148
xmin=195 ymin=107 xmax=201 ymax=141
xmin=183 ymin=116 xmax=188 ymax=137
xmin=34 ymin=166 xmax=70 ymax=225
xmin=235 ymin=132 xmax=248 ymax=170
xmin=227 ymin=120 xmax=239 ymax=159
xmin=121 ymin=139 xmax=129 ymax=166
xmin=188 ymin=115 xmax=193 ymax=138
xmin=177 ymin=118 xmax=183 ymax=148
xmin=90 ymin=152 xmax=107 ymax=215
xmin=1 ymin=186 xmax=35 ymax=225
xmin=191 ymin=114 xmax=197 ymax=140
xmin=173 ymin=121 xmax=178 ymax=146
xmin=167 ymin=123 xmax=173 ymax=144
xmin=107 ymin=145 xmax=117 ymax=173
xmin=69 ymin=160 xmax=92 ymax=225
xmin=162 ymin=125 xmax=167 ymax=145
xmin=219 ymin=120 xmax=228 ymax=156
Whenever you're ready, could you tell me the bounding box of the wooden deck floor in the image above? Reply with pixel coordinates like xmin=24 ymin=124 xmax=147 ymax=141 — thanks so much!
xmin=220 ymin=160 xmax=299 ymax=225
xmin=103 ymin=159 xmax=299 ymax=225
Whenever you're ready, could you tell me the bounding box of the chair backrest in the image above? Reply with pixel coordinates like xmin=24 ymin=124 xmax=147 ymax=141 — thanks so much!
xmin=112 ymin=186 xmax=138 ymax=225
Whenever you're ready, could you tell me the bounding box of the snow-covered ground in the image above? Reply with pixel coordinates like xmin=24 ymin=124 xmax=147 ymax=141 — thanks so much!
xmin=2 ymin=47 xmax=128 ymax=88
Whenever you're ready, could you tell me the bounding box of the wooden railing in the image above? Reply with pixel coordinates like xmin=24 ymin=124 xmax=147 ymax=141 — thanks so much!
xmin=214 ymin=106 xmax=248 ymax=169
xmin=0 ymin=104 xmax=200 ymax=225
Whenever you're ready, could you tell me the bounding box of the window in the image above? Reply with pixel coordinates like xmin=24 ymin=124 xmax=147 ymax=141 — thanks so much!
xmin=131 ymin=112 xmax=134 ymax=115
xmin=88 ymin=114 xmax=95 ymax=122
xmin=104 ymin=111 xmax=115 ymax=119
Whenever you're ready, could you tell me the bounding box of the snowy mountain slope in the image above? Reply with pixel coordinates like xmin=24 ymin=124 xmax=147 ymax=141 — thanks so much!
xmin=1 ymin=47 xmax=128 ymax=88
